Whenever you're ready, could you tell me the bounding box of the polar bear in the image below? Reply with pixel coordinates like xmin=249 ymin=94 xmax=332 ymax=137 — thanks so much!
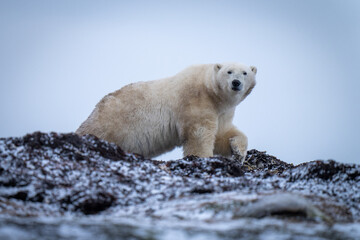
xmin=76 ymin=63 xmax=257 ymax=162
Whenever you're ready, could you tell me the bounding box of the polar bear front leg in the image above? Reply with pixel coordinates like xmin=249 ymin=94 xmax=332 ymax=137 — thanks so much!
xmin=214 ymin=128 xmax=248 ymax=163
xmin=229 ymin=134 xmax=248 ymax=164
xmin=182 ymin=117 xmax=218 ymax=158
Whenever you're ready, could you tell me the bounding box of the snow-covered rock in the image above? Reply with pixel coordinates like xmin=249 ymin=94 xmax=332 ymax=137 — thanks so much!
xmin=0 ymin=132 xmax=359 ymax=239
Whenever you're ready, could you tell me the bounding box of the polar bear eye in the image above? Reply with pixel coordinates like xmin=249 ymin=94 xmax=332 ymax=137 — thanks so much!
xmin=242 ymin=71 xmax=247 ymax=76
xmin=227 ymin=71 xmax=232 ymax=74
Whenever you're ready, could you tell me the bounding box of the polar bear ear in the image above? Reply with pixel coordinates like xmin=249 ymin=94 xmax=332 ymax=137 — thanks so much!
xmin=214 ymin=64 xmax=222 ymax=72
xmin=250 ymin=66 xmax=257 ymax=75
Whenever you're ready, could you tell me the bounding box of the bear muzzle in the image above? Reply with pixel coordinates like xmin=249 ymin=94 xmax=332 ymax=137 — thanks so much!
xmin=231 ymin=79 xmax=242 ymax=91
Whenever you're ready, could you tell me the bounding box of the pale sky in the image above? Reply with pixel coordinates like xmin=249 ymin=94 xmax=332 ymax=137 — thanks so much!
xmin=0 ymin=0 xmax=359 ymax=164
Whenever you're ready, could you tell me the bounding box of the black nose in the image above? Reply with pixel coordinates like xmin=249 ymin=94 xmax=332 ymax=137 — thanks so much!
xmin=232 ymin=80 xmax=241 ymax=87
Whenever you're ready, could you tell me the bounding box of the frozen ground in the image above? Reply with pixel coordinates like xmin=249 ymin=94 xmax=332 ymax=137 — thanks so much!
xmin=0 ymin=132 xmax=359 ymax=240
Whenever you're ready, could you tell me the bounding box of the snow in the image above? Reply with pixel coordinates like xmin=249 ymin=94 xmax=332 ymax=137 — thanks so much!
xmin=0 ymin=132 xmax=359 ymax=239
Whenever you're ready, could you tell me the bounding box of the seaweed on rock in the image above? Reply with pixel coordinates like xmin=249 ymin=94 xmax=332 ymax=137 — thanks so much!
xmin=0 ymin=132 xmax=359 ymax=239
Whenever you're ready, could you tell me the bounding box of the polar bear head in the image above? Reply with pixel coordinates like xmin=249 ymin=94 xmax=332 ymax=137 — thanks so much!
xmin=213 ymin=63 xmax=257 ymax=104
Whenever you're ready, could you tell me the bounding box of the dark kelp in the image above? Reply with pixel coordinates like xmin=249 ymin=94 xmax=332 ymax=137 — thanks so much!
xmin=0 ymin=132 xmax=359 ymax=239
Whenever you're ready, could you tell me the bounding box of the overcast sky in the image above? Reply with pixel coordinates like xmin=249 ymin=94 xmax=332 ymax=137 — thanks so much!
xmin=0 ymin=0 xmax=359 ymax=164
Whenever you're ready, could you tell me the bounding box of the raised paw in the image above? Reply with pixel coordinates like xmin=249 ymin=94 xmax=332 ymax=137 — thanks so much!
xmin=229 ymin=137 xmax=247 ymax=164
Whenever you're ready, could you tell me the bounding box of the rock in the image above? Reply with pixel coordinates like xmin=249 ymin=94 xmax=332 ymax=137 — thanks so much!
xmin=233 ymin=193 xmax=332 ymax=223
xmin=0 ymin=132 xmax=359 ymax=239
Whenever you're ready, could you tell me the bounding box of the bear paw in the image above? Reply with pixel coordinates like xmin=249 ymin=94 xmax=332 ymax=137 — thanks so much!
xmin=229 ymin=137 xmax=247 ymax=164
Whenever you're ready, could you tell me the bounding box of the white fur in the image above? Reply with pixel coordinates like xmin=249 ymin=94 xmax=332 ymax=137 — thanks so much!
xmin=76 ymin=63 xmax=257 ymax=161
